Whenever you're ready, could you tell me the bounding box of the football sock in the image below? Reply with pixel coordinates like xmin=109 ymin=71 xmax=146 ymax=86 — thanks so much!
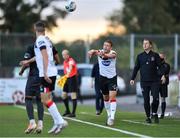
xmin=161 ymin=102 xmax=166 ymax=115
xmin=47 ymin=101 xmax=64 ymax=125
xmin=25 ymin=97 xmax=34 ymax=120
xmin=104 ymin=100 xmax=110 ymax=117
xmin=63 ymin=98 xmax=70 ymax=113
xmin=36 ymin=96 xmax=44 ymax=121
xmin=72 ymin=99 xmax=77 ymax=114
xmin=110 ymin=99 xmax=117 ymax=120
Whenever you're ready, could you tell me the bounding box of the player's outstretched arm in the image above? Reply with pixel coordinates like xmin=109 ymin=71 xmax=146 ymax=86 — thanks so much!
xmin=101 ymin=51 xmax=116 ymax=59
xmin=19 ymin=57 xmax=35 ymax=66
xmin=19 ymin=59 xmax=31 ymax=76
xmin=88 ymin=49 xmax=99 ymax=58
xmin=19 ymin=65 xmax=28 ymax=76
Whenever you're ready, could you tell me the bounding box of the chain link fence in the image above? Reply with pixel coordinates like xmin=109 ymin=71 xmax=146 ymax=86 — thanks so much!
xmin=0 ymin=33 xmax=34 ymax=77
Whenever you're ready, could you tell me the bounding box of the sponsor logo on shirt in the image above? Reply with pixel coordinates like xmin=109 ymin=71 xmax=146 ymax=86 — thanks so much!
xmin=24 ymin=53 xmax=31 ymax=59
xmin=102 ymin=60 xmax=111 ymax=66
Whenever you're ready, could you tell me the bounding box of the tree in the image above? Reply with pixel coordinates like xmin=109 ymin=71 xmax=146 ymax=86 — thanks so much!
xmin=0 ymin=0 xmax=67 ymax=33
xmin=108 ymin=0 xmax=180 ymax=34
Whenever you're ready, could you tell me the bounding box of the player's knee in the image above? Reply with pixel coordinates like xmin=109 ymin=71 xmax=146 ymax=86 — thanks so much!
xmin=71 ymin=92 xmax=77 ymax=100
xmin=103 ymin=95 xmax=109 ymax=101
xmin=40 ymin=93 xmax=50 ymax=104
xmin=62 ymin=92 xmax=68 ymax=99
xmin=153 ymin=97 xmax=159 ymax=103
xmin=109 ymin=98 xmax=116 ymax=102
xmin=36 ymin=96 xmax=41 ymax=102
xmin=42 ymin=100 xmax=47 ymax=105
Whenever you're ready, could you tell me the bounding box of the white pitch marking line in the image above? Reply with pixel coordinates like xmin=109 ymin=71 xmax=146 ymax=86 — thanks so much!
xmin=122 ymin=119 xmax=155 ymax=126
xmin=80 ymin=111 xmax=98 ymax=116
xmin=15 ymin=105 xmax=152 ymax=138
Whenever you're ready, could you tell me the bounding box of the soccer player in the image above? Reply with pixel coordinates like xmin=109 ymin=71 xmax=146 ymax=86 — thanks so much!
xmin=88 ymin=40 xmax=118 ymax=126
xmin=19 ymin=44 xmax=44 ymax=134
xmin=130 ymin=39 xmax=166 ymax=124
xmin=19 ymin=44 xmax=61 ymax=134
xmin=61 ymin=49 xmax=78 ymax=117
xmin=158 ymin=53 xmax=170 ymax=119
xmin=33 ymin=21 xmax=67 ymax=134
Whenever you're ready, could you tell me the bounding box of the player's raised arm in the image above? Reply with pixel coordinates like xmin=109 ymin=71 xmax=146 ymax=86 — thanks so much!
xmin=88 ymin=49 xmax=99 ymax=58
xmin=19 ymin=45 xmax=36 ymax=76
xmin=100 ymin=51 xmax=116 ymax=59
xmin=19 ymin=57 xmax=36 ymax=66
xmin=19 ymin=65 xmax=28 ymax=76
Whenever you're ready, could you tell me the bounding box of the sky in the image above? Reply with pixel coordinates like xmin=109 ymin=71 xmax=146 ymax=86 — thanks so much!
xmin=46 ymin=0 xmax=123 ymax=42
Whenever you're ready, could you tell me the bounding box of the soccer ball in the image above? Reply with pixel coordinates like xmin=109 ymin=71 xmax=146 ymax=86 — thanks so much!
xmin=65 ymin=1 xmax=76 ymax=12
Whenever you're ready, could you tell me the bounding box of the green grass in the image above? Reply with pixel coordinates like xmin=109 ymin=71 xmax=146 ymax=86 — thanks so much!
xmin=0 ymin=104 xmax=180 ymax=137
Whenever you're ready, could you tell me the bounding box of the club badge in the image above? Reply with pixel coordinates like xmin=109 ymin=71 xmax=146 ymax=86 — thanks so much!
xmin=151 ymin=56 xmax=155 ymax=61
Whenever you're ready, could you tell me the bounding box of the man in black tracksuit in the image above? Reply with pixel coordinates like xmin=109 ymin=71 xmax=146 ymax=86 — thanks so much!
xmin=91 ymin=62 xmax=104 ymax=115
xmin=158 ymin=53 xmax=170 ymax=119
xmin=130 ymin=39 xmax=165 ymax=124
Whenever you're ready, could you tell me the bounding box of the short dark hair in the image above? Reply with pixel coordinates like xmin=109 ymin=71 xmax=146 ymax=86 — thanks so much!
xmin=104 ymin=39 xmax=113 ymax=47
xmin=34 ymin=21 xmax=45 ymax=32
xmin=143 ymin=38 xmax=153 ymax=46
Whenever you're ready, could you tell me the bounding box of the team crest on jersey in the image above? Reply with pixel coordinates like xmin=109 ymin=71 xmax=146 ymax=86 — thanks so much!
xmin=38 ymin=41 xmax=45 ymax=45
xmin=24 ymin=53 xmax=31 ymax=59
xmin=40 ymin=85 xmax=44 ymax=93
xmin=102 ymin=60 xmax=111 ymax=66
xmin=151 ymin=56 xmax=155 ymax=61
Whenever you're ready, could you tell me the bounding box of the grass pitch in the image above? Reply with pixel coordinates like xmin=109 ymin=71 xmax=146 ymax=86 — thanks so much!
xmin=0 ymin=104 xmax=180 ymax=137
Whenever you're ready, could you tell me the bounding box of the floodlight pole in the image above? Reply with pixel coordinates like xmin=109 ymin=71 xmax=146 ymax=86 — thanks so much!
xmin=130 ymin=34 xmax=135 ymax=69
xmin=174 ymin=34 xmax=178 ymax=71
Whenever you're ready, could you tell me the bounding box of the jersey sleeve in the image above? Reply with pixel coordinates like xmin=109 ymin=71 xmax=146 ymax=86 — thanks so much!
xmin=52 ymin=46 xmax=58 ymax=55
xmin=24 ymin=45 xmax=34 ymax=60
xmin=36 ymin=36 xmax=46 ymax=50
xmin=131 ymin=54 xmax=140 ymax=80
xmin=165 ymin=63 xmax=170 ymax=75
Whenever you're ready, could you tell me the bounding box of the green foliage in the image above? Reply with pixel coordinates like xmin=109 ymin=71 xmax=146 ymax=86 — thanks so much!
xmin=54 ymin=40 xmax=86 ymax=63
xmin=0 ymin=0 xmax=67 ymax=32
xmin=108 ymin=0 xmax=180 ymax=34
